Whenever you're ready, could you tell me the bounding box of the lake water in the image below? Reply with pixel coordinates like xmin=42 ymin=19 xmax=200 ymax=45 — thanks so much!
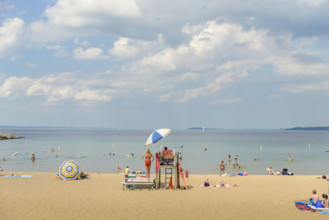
xmin=0 ymin=128 xmax=328 ymax=175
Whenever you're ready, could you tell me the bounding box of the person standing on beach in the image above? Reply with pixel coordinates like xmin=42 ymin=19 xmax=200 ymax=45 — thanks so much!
xmin=141 ymin=149 xmax=154 ymax=178
xmin=220 ymin=161 xmax=225 ymax=176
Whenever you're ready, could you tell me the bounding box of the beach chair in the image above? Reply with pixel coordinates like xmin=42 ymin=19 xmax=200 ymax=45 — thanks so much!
xmin=162 ymin=150 xmax=174 ymax=165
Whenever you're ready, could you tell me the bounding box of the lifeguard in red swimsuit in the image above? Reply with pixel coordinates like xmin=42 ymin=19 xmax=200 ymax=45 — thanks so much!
xmin=141 ymin=149 xmax=154 ymax=178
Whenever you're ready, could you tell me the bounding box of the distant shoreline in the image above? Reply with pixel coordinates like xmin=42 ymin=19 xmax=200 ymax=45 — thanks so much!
xmin=285 ymin=126 xmax=329 ymax=131
xmin=188 ymin=126 xmax=329 ymax=131
xmin=1 ymin=125 xmax=329 ymax=131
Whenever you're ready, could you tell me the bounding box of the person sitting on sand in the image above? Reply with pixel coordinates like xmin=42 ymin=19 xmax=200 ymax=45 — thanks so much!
xmin=310 ymin=189 xmax=320 ymax=205
xmin=203 ymin=179 xmax=210 ymax=187
xmin=217 ymin=180 xmax=229 ymax=188
xmin=79 ymin=172 xmax=89 ymax=179
xmin=314 ymin=195 xmax=325 ymax=208
xmin=322 ymin=194 xmax=329 ymax=208
xmin=266 ymin=166 xmax=275 ymax=175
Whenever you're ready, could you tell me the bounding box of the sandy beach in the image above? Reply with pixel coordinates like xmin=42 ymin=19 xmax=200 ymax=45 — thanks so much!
xmin=1 ymin=171 xmax=329 ymax=220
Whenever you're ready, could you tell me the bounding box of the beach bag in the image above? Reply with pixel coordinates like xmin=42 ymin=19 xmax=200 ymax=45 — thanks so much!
xmin=282 ymin=168 xmax=288 ymax=175
xmin=322 ymin=175 xmax=327 ymax=179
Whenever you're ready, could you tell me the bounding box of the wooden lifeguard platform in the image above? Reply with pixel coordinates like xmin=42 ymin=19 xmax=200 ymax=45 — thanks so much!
xmin=155 ymin=153 xmax=186 ymax=189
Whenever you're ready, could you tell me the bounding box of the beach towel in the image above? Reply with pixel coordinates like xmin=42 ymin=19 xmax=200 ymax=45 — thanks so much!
xmin=1 ymin=174 xmax=33 ymax=178
xmin=295 ymin=201 xmax=329 ymax=211
xmin=215 ymin=184 xmax=230 ymax=188
xmin=295 ymin=201 xmax=313 ymax=210
xmin=155 ymin=153 xmax=160 ymax=174
xmin=201 ymin=184 xmax=214 ymax=187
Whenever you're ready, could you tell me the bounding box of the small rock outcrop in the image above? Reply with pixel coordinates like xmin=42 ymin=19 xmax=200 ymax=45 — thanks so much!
xmin=0 ymin=133 xmax=23 ymax=140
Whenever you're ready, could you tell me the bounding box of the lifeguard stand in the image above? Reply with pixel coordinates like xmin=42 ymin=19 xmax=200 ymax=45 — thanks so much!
xmin=155 ymin=153 xmax=180 ymax=189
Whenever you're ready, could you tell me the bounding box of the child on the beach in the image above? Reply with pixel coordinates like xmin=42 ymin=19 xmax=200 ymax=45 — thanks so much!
xmin=322 ymin=194 xmax=329 ymax=208
xmin=220 ymin=161 xmax=225 ymax=176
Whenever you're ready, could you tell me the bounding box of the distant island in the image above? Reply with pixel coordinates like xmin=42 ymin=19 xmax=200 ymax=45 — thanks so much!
xmin=285 ymin=126 xmax=329 ymax=131
xmin=0 ymin=133 xmax=23 ymax=140
xmin=187 ymin=127 xmax=224 ymax=130
xmin=188 ymin=126 xmax=329 ymax=131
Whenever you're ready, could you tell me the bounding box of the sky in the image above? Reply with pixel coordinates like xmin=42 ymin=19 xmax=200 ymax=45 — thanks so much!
xmin=0 ymin=0 xmax=329 ymax=129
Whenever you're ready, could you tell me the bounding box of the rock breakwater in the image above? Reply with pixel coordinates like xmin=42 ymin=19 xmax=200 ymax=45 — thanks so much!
xmin=0 ymin=133 xmax=23 ymax=140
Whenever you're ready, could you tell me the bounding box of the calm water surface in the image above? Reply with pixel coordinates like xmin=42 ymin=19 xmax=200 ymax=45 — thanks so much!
xmin=0 ymin=128 xmax=328 ymax=175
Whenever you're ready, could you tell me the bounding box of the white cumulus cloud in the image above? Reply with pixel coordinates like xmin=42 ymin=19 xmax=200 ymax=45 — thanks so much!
xmin=0 ymin=18 xmax=25 ymax=57
xmin=29 ymin=0 xmax=141 ymax=41
xmin=73 ymin=47 xmax=109 ymax=60
xmin=0 ymin=73 xmax=115 ymax=105
xmin=109 ymin=35 xmax=164 ymax=59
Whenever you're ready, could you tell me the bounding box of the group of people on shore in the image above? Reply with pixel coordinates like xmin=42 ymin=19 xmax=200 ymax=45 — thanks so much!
xmin=219 ymin=154 xmax=240 ymax=176
xmin=266 ymin=166 xmax=291 ymax=175
xmin=203 ymin=179 xmax=231 ymax=188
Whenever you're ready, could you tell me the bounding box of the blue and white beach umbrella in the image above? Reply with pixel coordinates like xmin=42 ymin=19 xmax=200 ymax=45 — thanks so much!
xmin=145 ymin=128 xmax=171 ymax=147
xmin=58 ymin=160 xmax=81 ymax=180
